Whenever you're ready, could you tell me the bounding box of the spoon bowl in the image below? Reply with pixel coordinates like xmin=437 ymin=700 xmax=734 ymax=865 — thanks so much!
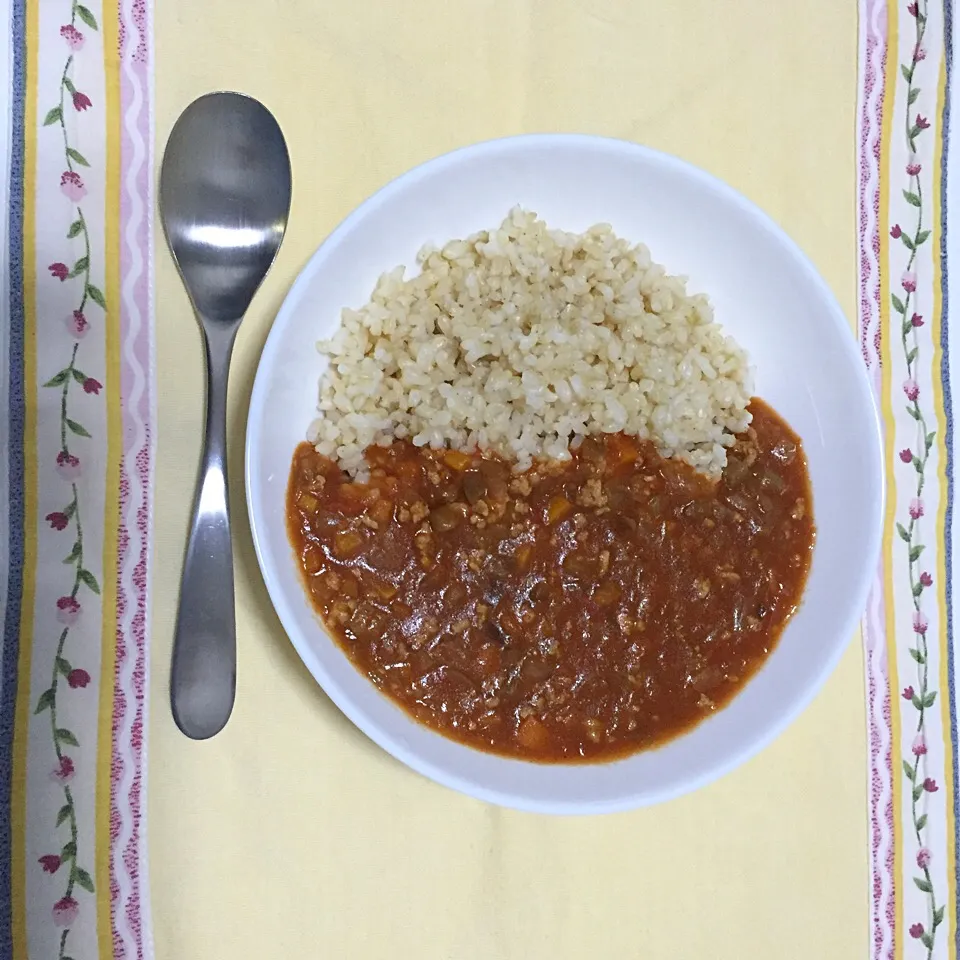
xmin=159 ymin=92 xmax=291 ymax=739
xmin=160 ymin=93 xmax=291 ymax=324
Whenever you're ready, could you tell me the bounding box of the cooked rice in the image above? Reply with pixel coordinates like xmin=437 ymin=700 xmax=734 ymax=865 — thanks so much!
xmin=310 ymin=208 xmax=753 ymax=478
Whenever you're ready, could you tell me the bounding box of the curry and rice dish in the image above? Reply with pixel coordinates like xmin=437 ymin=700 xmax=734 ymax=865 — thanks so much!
xmin=287 ymin=210 xmax=815 ymax=762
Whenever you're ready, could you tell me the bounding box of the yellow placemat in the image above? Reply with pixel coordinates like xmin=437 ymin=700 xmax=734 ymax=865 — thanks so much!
xmin=150 ymin=2 xmax=863 ymax=957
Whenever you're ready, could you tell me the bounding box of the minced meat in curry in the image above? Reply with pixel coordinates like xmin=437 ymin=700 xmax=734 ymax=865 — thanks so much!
xmin=287 ymin=399 xmax=814 ymax=762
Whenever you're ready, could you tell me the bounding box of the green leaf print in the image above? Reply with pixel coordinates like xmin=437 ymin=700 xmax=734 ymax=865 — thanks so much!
xmin=35 ymin=689 xmax=55 ymax=713
xmin=43 ymin=370 xmax=69 ymax=388
xmin=66 ymin=147 xmax=90 ymax=168
xmin=86 ymin=283 xmax=106 ymax=308
xmin=74 ymin=868 xmax=94 ymax=892
xmin=78 ymin=568 xmax=101 ymax=595
xmin=75 ymin=4 xmax=99 ymax=29
xmin=56 ymin=728 xmax=80 ymax=747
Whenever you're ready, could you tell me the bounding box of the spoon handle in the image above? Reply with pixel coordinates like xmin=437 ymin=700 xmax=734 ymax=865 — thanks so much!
xmin=171 ymin=321 xmax=238 ymax=739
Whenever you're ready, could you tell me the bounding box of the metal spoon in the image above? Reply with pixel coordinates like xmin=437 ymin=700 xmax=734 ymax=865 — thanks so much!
xmin=159 ymin=92 xmax=291 ymax=739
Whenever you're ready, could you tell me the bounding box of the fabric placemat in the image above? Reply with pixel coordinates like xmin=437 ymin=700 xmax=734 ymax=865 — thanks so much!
xmin=859 ymin=0 xmax=958 ymax=955
xmin=4 ymin=0 xmax=959 ymax=957
xmin=1 ymin=0 xmax=155 ymax=957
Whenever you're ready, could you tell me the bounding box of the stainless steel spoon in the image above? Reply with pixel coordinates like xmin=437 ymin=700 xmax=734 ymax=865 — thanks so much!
xmin=159 ymin=92 xmax=291 ymax=739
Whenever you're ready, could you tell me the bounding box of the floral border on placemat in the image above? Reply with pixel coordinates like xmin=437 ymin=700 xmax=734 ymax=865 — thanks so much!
xmin=34 ymin=3 xmax=104 ymax=956
xmin=889 ymin=2 xmax=948 ymax=955
xmin=861 ymin=0 xmax=957 ymax=956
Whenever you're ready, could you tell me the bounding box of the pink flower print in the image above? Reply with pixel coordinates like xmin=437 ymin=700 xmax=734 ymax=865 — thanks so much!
xmin=917 ymin=847 xmax=932 ymax=869
xmin=56 ymin=451 xmax=81 ymax=481
xmin=891 ymin=224 xmax=903 ymax=239
xmin=52 ymin=895 xmax=78 ymax=928
xmin=46 ymin=511 xmax=69 ymax=531
xmin=907 ymin=0 xmax=919 ymax=14
xmin=920 ymin=571 xmax=933 ymax=587
xmin=912 ymin=733 xmax=927 ymax=755
xmin=83 ymin=376 xmax=102 ymax=395
xmin=913 ymin=610 xmax=928 ymax=635
xmin=912 ymin=312 xmax=924 ymax=327
xmin=72 ymin=91 xmax=92 ymax=112
xmin=60 ymin=171 xmax=86 ymax=202
xmin=60 ymin=24 xmax=84 ymax=50
xmin=900 ymin=448 xmax=914 ymax=463
xmin=910 ymin=922 xmax=924 ymax=939
xmin=51 ymin=756 xmax=75 ymax=784
xmin=38 ymin=854 xmax=62 ymax=874
xmin=904 ymin=379 xmax=919 ymax=401
xmin=906 ymin=156 xmax=922 ymax=177
xmin=910 ymin=498 xmax=924 ymax=519
xmin=923 ymin=777 xmax=939 ymax=792
xmin=49 ymin=262 xmax=69 ymax=281
xmin=903 ymin=685 xmax=915 ymax=700
xmin=902 ymin=271 xmax=917 ymax=293
xmin=915 ymin=45 xmax=927 ymax=62
xmin=66 ymin=309 xmax=89 ymax=339
xmin=67 ymin=668 xmax=91 ymax=689
xmin=56 ymin=595 xmax=81 ymax=626
xmin=916 ymin=114 xmax=931 ymax=130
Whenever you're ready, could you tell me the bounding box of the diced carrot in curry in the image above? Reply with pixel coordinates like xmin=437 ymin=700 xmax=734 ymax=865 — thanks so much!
xmin=302 ymin=546 xmax=322 ymax=576
xmin=607 ymin=433 xmax=639 ymax=465
xmin=334 ymin=530 xmax=363 ymax=557
xmin=517 ymin=716 xmax=549 ymax=751
xmin=368 ymin=498 xmax=393 ymax=526
xmin=367 ymin=577 xmax=397 ymax=601
xmin=546 ymin=495 xmax=572 ymax=524
xmin=593 ymin=582 xmax=621 ymax=607
xmin=442 ymin=449 xmax=473 ymax=471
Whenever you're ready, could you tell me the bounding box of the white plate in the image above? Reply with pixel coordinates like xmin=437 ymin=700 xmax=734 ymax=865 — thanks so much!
xmin=245 ymin=134 xmax=883 ymax=814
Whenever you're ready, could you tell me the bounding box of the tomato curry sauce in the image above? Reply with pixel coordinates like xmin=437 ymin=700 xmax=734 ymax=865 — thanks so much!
xmin=286 ymin=400 xmax=814 ymax=762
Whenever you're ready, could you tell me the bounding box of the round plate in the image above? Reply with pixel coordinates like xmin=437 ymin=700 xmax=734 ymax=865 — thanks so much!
xmin=245 ymin=134 xmax=883 ymax=814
